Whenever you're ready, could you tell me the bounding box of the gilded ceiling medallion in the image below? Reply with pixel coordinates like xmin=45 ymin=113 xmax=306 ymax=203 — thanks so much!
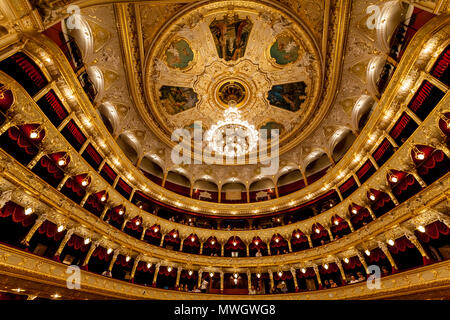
xmin=143 ymin=0 xmax=323 ymax=162
xmin=216 ymin=80 xmax=248 ymax=108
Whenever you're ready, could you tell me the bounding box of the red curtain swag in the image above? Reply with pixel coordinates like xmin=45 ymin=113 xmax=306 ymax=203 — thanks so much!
xmin=0 ymin=201 xmax=36 ymax=227
xmin=38 ymin=220 xmax=65 ymax=241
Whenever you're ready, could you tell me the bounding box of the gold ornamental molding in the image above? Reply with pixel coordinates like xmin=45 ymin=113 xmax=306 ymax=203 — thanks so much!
xmin=0 ymin=243 xmax=449 ymax=300
xmin=0 ymin=6 xmax=448 ymax=216
xmin=0 ymin=151 xmax=447 ymax=268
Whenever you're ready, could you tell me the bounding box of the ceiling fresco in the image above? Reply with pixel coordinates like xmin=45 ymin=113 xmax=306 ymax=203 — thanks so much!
xmin=59 ymin=0 xmax=393 ymax=188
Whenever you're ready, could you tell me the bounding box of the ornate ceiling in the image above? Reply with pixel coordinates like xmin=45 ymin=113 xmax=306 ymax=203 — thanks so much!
xmin=27 ymin=0 xmax=408 ymax=199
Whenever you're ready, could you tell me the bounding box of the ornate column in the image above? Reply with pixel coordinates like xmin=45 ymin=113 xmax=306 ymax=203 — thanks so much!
xmin=313 ymin=264 xmax=322 ymax=289
xmin=179 ymin=239 xmax=184 ymax=252
xmin=175 ymin=267 xmax=182 ymax=289
xmin=197 ymin=270 xmax=203 ymax=288
xmin=287 ymin=238 xmax=293 ymax=252
xmin=356 ymin=251 xmax=369 ymax=274
xmin=385 ymin=133 xmax=398 ymax=148
xmin=385 ymin=189 xmax=400 ymax=206
xmin=246 ymin=187 xmax=250 ymax=203
xmin=220 ymin=272 xmax=224 ymax=293
xmin=274 ymin=185 xmax=279 ymax=198
xmin=79 ymin=192 xmax=91 ymax=207
xmin=108 ymin=249 xmax=120 ymax=272
xmin=140 ymin=227 xmax=147 ymax=240
xmin=161 ymin=171 xmax=168 ymax=187
xmin=26 ymin=150 xmax=46 ymax=170
xmin=368 ymin=154 xmax=379 ymax=170
xmin=246 ymin=242 xmax=250 ymax=257
xmin=409 ymin=170 xmax=427 ymax=188
xmin=378 ymin=241 xmax=398 ymax=273
xmin=335 ymin=186 xmax=344 ymax=202
xmin=160 ymin=234 xmax=166 ymax=247
xmin=53 ymin=229 xmax=74 ymax=260
xmin=56 ymin=174 xmax=70 ymax=191
xmin=21 ymin=214 xmax=47 ymax=246
xmin=306 ymin=234 xmax=313 ymax=248
xmin=152 ymin=263 xmax=160 ymax=287
xmin=352 ymin=172 xmax=361 ymax=187
xmin=327 ymin=227 xmax=334 ymax=241
xmin=267 ymin=243 xmax=272 ymax=256
xmin=221 ymin=242 xmax=225 ymax=256
xmin=100 ymin=206 xmax=109 ymax=220
xmin=199 ymin=241 xmax=204 ymax=255
xmin=247 ymin=270 xmax=252 ymax=291
xmin=405 ymin=232 xmax=431 ymax=265
xmin=290 ymin=268 xmax=299 ymax=292
xmin=335 ymin=258 xmax=347 ymax=284
xmin=268 ymin=269 xmax=274 ymax=292
xmin=82 ymin=240 xmax=99 ymax=268
xmin=130 ymin=255 xmax=142 ymax=283
xmin=346 ymin=218 xmax=355 ymax=232
xmin=366 ymin=206 xmax=377 ymax=220
xmin=120 ymin=217 xmax=128 ymax=231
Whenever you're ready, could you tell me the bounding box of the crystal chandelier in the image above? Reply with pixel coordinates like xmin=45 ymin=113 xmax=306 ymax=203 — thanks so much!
xmin=204 ymin=101 xmax=259 ymax=158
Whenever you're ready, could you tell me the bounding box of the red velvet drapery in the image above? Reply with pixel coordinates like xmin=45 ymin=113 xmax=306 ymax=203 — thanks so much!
xmin=311 ymin=223 xmax=328 ymax=240
xmin=136 ymin=261 xmax=155 ymax=273
xmin=343 ymin=256 xmax=362 ymax=270
xmin=37 ymin=220 xmax=65 ymax=241
xmin=273 ymin=271 xmax=293 ymax=281
xmin=183 ymin=234 xmax=200 ymax=248
xmin=296 ymin=267 xmax=316 ymax=279
xmin=291 ymin=230 xmax=308 ymax=245
xmin=368 ymin=189 xmax=392 ymax=210
xmin=164 ymin=230 xmax=181 ymax=245
xmin=415 ymin=221 xmax=450 ymax=243
xmin=388 ymin=236 xmax=415 ymax=255
xmin=92 ymin=246 xmax=111 ymax=262
xmin=159 ymin=266 xmax=177 ymax=277
xmin=7 ymin=127 xmax=39 ymax=155
xmin=125 ymin=216 xmax=143 ymax=232
xmin=318 ymin=263 xmax=339 ymax=275
xmin=0 ymin=201 xmax=36 ymax=227
xmin=66 ymin=234 xmax=90 ymax=252
xmin=0 ymin=85 xmax=13 ymax=111
xmin=224 ymin=236 xmax=245 ymax=250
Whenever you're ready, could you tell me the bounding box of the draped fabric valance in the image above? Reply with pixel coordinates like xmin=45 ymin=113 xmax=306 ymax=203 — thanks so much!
xmin=388 ymin=236 xmax=415 ymax=255
xmin=38 ymin=220 xmax=65 ymax=241
xmin=92 ymin=246 xmax=111 ymax=262
xmin=67 ymin=234 xmax=90 ymax=252
xmin=0 ymin=201 xmax=36 ymax=227
xmin=416 ymin=221 xmax=450 ymax=243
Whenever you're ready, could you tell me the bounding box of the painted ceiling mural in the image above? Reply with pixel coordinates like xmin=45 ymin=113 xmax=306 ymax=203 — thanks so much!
xmin=143 ymin=0 xmax=323 ymax=159
xmin=267 ymin=82 xmax=307 ymax=112
xmin=165 ymin=39 xmax=194 ymax=70
xmin=159 ymin=85 xmax=199 ymax=115
xmin=270 ymin=34 xmax=300 ymax=65
xmin=209 ymin=15 xmax=253 ymax=61
xmin=69 ymin=0 xmax=389 ymax=188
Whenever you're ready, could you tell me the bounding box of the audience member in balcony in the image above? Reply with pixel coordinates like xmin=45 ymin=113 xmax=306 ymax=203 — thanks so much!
xmin=249 ymin=285 xmax=256 ymax=295
xmin=226 ymin=225 xmax=231 ymax=231
xmin=256 ymin=286 xmax=262 ymax=295
xmin=101 ymin=270 xmax=112 ymax=277
xmin=184 ymin=284 xmax=189 ymax=292
xmin=334 ymin=235 xmax=339 ymax=241
xmin=357 ymin=271 xmax=365 ymax=282
xmin=320 ymin=239 xmax=326 ymax=246
xmin=280 ymin=281 xmax=288 ymax=293
xmin=349 ymin=274 xmax=358 ymax=284
xmin=255 ymin=249 xmax=262 ymax=257
xmin=200 ymin=278 xmax=209 ymax=293
xmin=329 ymin=279 xmax=338 ymax=288
xmin=323 ymin=279 xmax=330 ymax=289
